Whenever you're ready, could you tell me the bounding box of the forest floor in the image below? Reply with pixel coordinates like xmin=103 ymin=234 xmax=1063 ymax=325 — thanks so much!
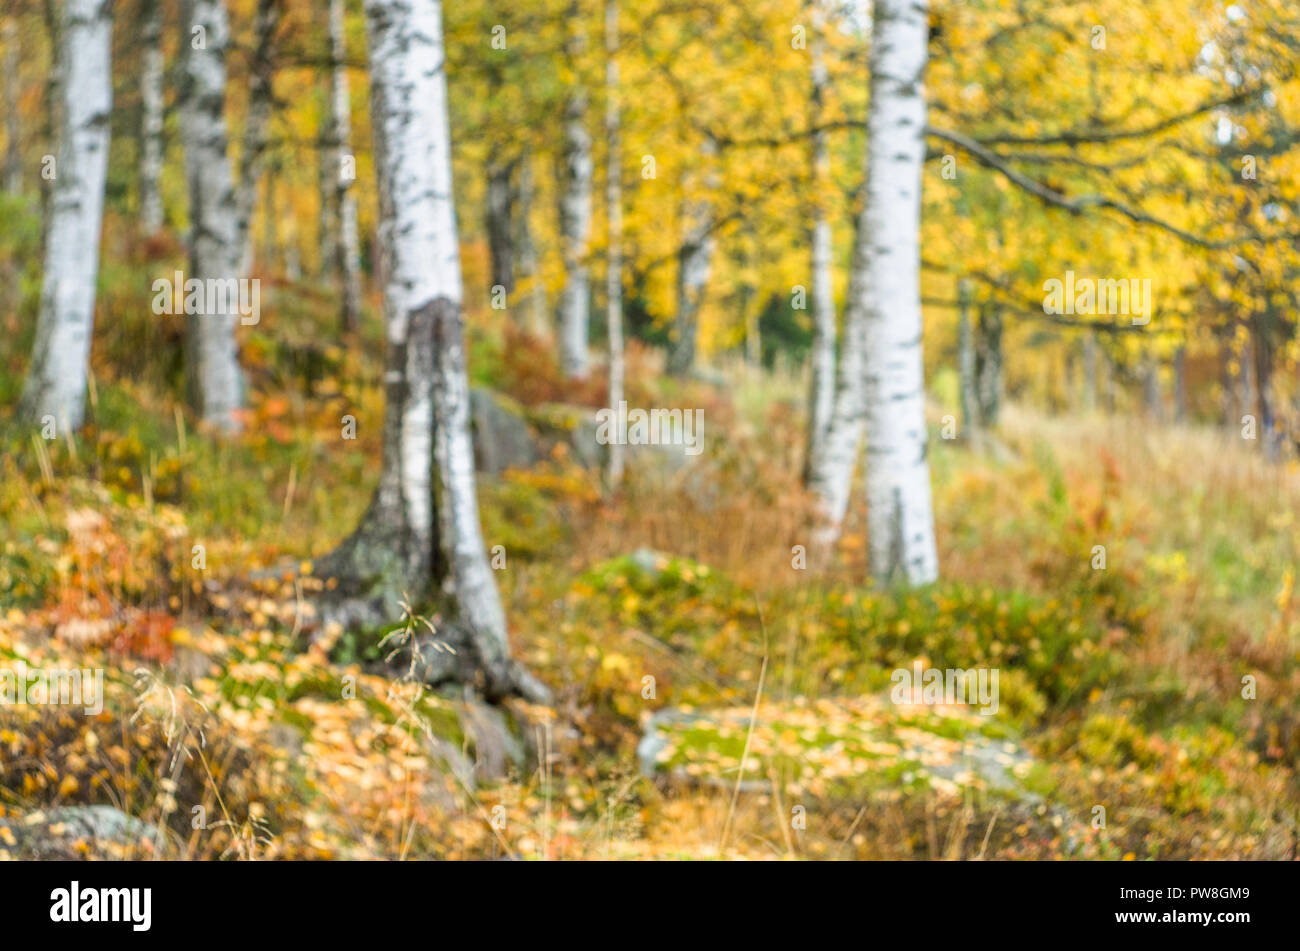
xmin=2 ymin=274 xmax=1300 ymax=860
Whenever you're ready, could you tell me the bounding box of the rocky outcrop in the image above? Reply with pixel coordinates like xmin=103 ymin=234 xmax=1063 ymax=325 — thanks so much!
xmin=0 ymin=805 xmax=164 ymax=859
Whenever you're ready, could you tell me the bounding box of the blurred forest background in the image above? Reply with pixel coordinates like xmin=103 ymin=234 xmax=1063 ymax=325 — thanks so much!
xmin=2 ymin=0 xmax=1300 ymax=860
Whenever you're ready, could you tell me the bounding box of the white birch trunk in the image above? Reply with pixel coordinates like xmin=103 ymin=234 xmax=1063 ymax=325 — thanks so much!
xmin=558 ymin=3 xmax=593 ymax=379
xmin=330 ymin=0 xmax=363 ymax=331
xmin=18 ymin=0 xmax=112 ymax=432
xmin=605 ymin=0 xmax=624 ymax=484
xmin=335 ymin=0 xmax=544 ymax=701
xmin=139 ymin=0 xmax=165 ymax=233
xmin=860 ymin=0 xmax=938 ymax=585
xmin=180 ymin=0 xmax=245 ymax=431
xmin=804 ymin=0 xmax=836 ymax=477
xmin=806 ymin=205 xmax=869 ymax=540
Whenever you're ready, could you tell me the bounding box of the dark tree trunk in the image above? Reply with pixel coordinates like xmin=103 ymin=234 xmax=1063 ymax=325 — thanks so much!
xmin=1082 ymin=333 xmax=1098 ymax=412
xmin=1142 ymin=358 xmax=1163 ymax=421
xmin=1172 ymin=346 xmax=1188 ymax=422
xmin=485 ymin=152 xmax=516 ymax=298
xmin=958 ymin=280 xmax=980 ymax=437
xmin=975 ymin=302 xmax=1002 ymax=428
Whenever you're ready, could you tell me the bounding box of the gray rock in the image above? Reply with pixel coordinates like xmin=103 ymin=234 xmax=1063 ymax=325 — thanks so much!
xmin=0 ymin=805 xmax=164 ymax=859
xmin=461 ymin=697 xmax=526 ymax=782
xmin=529 ymin=402 xmax=703 ymax=475
xmin=470 ymin=387 xmax=540 ymax=475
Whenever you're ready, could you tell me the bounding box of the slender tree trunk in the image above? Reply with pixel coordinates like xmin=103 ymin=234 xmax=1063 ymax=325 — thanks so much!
xmin=326 ymin=0 xmax=546 ymax=703
xmin=1238 ymin=329 xmax=1257 ymax=426
xmin=18 ymin=0 xmax=112 ymax=432
xmin=5 ymin=21 xmax=23 ymax=195
xmin=804 ymin=0 xmax=836 ymax=480
xmin=666 ymin=137 xmax=717 ymax=378
xmin=806 ymin=204 xmax=869 ymax=541
xmin=329 ymin=0 xmax=362 ymax=332
xmin=975 ymin=302 xmax=1002 ymax=427
xmin=604 ymin=0 xmax=625 ymax=485
xmin=235 ymin=0 xmax=279 ymax=274
xmin=741 ymin=278 xmax=759 ymax=366
xmin=39 ymin=0 xmax=63 ymax=253
xmin=139 ymin=0 xmax=166 ymax=233
xmin=1172 ymin=345 xmax=1188 ymax=422
xmin=180 ymin=0 xmax=244 ymax=431
xmin=318 ymin=129 xmax=337 ymax=276
xmin=1063 ymin=343 xmax=1077 ymax=411
xmin=666 ymin=204 xmax=712 ymax=377
xmin=261 ymin=162 xmax=280 ymax=269
xmin=1219 ymin=339 xmax=1235 ymax=427
xmin=1082 ymin=332 xmax=1098 ymax=412
xmin=485 ymin=150 xmax=515 ymax=298
xmin=957 ymin=279 xmax=980 ymax=438
xmin=1102 ymin=352 xmax=1117 ymax=413
xmin=858 ymin=0 xmax=938 ymax=585
xmin=1142 ymin=357 xmax=1162 ymax=421
xmin=1251 ymin=315 xmax=1279 ymax=459
xmin=516 ymin=159 xmax=549 ymax=339
xmin=285 ymin=218 xmax=302 ymax=280
xmin=558 ymin=2 xmax=593 ymax=378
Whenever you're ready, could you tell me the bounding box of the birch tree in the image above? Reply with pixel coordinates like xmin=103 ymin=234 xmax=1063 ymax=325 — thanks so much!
xmin=323 ymin=0 xmax=547 ymax=703
xmin=558 ymin=1 xmax=593 ymax=379
xmin=179 ymin=0 xmax=245 ymax=431
xmin=605 ymin=0 xmax=624 ymax=484
xmin=804 ymin=0 xmax=836 ymax=478
xmin=805 ymin=202 xmax=869 ymax=539
xmin=139 ymin=0 xmax=165 ymax=233
xmin=809 ymin=0 xmax=938 ymax=586
xmin=858 ymin=0 xmax=937 ymax=585
xmin=327 ymin=0 xmax=363 ymax=331
xmin=18 ymin=0 xmax=112 ymax=432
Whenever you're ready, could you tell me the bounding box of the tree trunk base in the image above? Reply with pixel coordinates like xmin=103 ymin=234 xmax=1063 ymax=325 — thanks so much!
xmin=311 ymin=525 xmax=550 ymax=705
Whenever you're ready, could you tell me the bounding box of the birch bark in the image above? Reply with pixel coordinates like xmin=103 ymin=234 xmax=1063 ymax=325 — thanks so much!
xmin=558 ymin=2 xmax=593 ymax=378
xmin=325 ymin=0 xmax=546 ymax=702
xmin=139 ymin=0 xmax=165 ymax=233
xmin=19 ymin=0 xmax=112 ymax=432
xmin=605 ymin=0 xmax=625 ymax=484
xmin=180 ymin=0 xmax=245 ymax=431
xmin=805 ymin=0 xmax=837 ymax=477
xmin=859 ymin=0 xmax=938 ymax=585
xmin=329 ymin=0 xmax=363 ymax=331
